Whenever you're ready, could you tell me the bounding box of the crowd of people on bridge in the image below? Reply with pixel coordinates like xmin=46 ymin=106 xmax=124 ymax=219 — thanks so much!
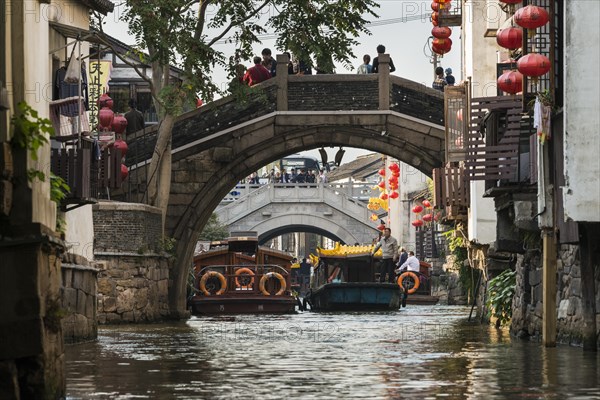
xmin=243 ymin=168 xmax=328 ymax=185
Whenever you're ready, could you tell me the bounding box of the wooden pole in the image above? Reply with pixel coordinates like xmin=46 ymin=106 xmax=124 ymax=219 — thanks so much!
xmin=542 ymin=228 xmax=557 ymax=347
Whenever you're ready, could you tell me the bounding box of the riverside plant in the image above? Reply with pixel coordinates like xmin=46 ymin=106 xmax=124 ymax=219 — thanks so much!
xmin=486 ymin=268 xmax=516 ymax=328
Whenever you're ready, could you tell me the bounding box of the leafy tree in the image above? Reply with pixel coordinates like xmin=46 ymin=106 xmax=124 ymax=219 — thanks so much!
xmin=100 ymin=0 xmax=378 ymax=216
xmin=199 ymin=213 xmax=229 ymax=241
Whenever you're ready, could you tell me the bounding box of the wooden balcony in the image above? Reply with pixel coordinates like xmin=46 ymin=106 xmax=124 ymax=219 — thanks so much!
xmin=433 ymin=162 xmax=469 ymax=220
xmin=438 ymin=2 xmax=462 ymax=27
xmin=51 ymin=138 xmax=124 ymax=211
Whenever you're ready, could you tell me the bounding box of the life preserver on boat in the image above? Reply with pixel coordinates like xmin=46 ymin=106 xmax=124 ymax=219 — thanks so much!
xmin=397 ymin=271 xmax=420 ymax=294
xmin=199 ymin=271 xmax=227 ymax=296
xmin=259 ymin=272 xmax=286 ymax=296
xmin=234 ymin=267 xmax=255 ymax=289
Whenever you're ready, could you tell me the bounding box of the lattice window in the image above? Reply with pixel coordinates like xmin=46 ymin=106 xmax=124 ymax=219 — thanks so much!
xmin=445 ymin=82 xmax=469 ymax=162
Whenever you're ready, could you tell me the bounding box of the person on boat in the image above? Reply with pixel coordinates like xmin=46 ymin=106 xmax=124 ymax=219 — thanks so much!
xmin=397 ymin=247 xmax=408 ymax=267
xmin=371 ymin=227 xmax=399 ymax=283
xmin=397 ymin=251 xmax=420 ymax=273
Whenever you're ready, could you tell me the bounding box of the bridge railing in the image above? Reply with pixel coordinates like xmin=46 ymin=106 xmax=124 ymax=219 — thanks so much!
xmin=221 ymin=182 xmax=375 ymax=203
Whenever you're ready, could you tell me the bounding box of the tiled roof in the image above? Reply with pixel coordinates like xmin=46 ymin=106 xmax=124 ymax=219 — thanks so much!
xmin=328 ymin=153 xmax=384 ymax=182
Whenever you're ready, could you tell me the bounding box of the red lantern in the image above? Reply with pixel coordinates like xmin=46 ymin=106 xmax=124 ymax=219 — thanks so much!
xmin=432 ymin=26 xmax=452 ymax=39
xmin=378 ymin=181 xmax=386 ymax=189
xmin=98 ymin=107 xmax=114 ymax=130
xmin=121 ymin=164 xmax=129 ymax=180
xmin=388 ymin=175 xmax=398 ymax=184
xmin=497 ymin=70 xmax=523 ymax=94
xmin=377 ymin=223 xmax=386 ymax=231
xmin=422 ymin=213 xmax=433 ymax=222
xmin=196 ymin=99 xmax=203 ymax=108
xmin=389 ymin=163 xmax=400 ymax=172
xmin=422 ymin=199 xmax=432 ymax=208
xmin=98 ymin=93 xmax=113 ymax=109
xmin=378 ymin=168 xmax=386 ymax=176
xmin=389 ymin=191 xmax=399 ymax=199
xmin=514 ymin=5 xmax=549 ymax=31
xmin=432 ymin=38 xmax=452 ymax=55
xmin=412 ymin=219 xmax=424 ymax=227
xmin=499 ymin=0 xmax=522 ymax=3
xmin=113 ymin=139 xmax=128 ymax=158
xmin=412 ymin=205 xmax=424 ymax=214
xmin=431 ymin=12 xmax=439 ymax=26
xmin=380 ymin=193 xmax=389 ymax=200
xmin=496 ymin=27 xmax=523 ymax=50
xmin=431 ymin=1 xmax=452 ymax=12
xmin=517 ymin=53 xmax=551 ymax=77
xmin=111 ymin=114 xmax=128 ymax=135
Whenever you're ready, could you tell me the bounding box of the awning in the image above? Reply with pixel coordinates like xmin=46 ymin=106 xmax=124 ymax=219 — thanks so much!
xmin=50 ymin=21 xmax=104 ymax=44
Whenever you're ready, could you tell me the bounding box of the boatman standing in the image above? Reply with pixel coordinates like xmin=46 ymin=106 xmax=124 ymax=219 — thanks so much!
xmin=371 ymin=227 xmax=399 ymax=283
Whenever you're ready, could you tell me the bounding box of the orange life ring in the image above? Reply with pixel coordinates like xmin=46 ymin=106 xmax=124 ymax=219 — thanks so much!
xmin=199 ymin=271 xmax=227 ymax=295
xmin=235 ymin=267 xmax=255 ymax=289
xmin=397 ymin=271 xmax=420 ymax=294
xmin=259 ymin=272 xmax=286 ymax=296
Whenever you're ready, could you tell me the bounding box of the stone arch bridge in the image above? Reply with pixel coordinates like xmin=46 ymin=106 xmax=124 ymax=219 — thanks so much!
xmin=124 ymin=55 xmax=445 ymax=316
xmin=216 ymin=183 xmax=380 ymax=245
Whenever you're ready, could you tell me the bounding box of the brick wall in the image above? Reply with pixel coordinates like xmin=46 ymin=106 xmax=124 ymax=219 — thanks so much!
xmin=93 ymin=201 xmax=163 ymax=254
xmin=288 ymin=80 xmax=378 ymax=111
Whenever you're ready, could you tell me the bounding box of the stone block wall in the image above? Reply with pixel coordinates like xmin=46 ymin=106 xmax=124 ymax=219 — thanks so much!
xmin=288 ymin=79 xmax=378 ymax=111
xmin=430 ymin=255 xmax=468 ymax=305
xmin=61 ymin=258 xmax=98 ymax=344
xmin=95 ymin=255 xmax=170 ymax=324
xmin=511 ymin=251 xmax=543 ymax=339
xmin=556 ymin=244 xmax=585 ymax=345
xmin=93 ymin=200 xmax=171 ymax=324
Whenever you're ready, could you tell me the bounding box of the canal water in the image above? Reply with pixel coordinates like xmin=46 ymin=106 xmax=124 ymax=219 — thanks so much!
xmin=66 ymin=305 xmax=600 ymax=399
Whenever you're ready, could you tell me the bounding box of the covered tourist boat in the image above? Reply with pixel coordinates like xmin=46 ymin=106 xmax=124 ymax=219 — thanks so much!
xmin=189 ymin=232 xmax=296 ymax=314
xmin=307 ymin=243 xmax=403 ymax=311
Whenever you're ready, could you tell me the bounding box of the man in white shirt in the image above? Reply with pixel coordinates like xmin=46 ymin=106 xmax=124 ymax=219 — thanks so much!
xmin=397 ymin=251 xmax=420 ymax=273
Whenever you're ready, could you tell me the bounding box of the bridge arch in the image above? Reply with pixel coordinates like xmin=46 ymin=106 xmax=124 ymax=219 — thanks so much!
xmin=255 ymin=216 xmax=359 ymax=245
xmin=126 ymin=62 xmax=446 ymax=316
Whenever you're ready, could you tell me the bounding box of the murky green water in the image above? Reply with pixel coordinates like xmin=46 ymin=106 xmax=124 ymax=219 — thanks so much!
xmin=66 ymin=306 xmax=600 ymax=399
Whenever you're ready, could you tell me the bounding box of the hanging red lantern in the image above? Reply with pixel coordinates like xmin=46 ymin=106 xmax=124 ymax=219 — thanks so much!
xmin=431 ymin=1 xmax=452 ymax=12
xmin=113 ymin=139 xmax=128 ymax=158
xmin=196 ymin=99 xmax=204 ymax=108
xmin=412 ymin=205 xmax=424 ymax=214
xmin=517 ymin=53 xmax=551 ymax=77
xmin=378 ymin=168 xmax=386 ymax=176
xmin=389 ymin=191 xmax=399 ymax=199
xmin=432 ymin=38 xmax=452 ymax=55
xmin=412 ymin=219 xmax=424 ymax=227
xmin=431 ymin=12 xmax=439 ymax=26
xmin=499 ymin=0 xmax=522 ymax=3
xmin=422 ymin=213 xmax=433 ymax=222
xmin=121 ymin=164 xmax=129 ymax=180
xmin=377 ymin=223 xmax=386 ymax=231
xmin=388 ymin=175 xmax=398 ymax=184
xmin=111 ymin=114 xmax=128 ymax=135
xmin=380 ymin=193 xmax=389 ymax=200
xmin=98 ymin=93 xmax=113 ymax=109
xmin=497 ymin=70 xmax=523 ymax=94
xmin=98 ymin=107 xmax=114 ymax=130
xmin=496 ymin=27 xmax=523 ymax=50
xmin=432 ymin=26 xmax=452 ymax=39
xmin=422 ymin=199 xmax=432 ymax=208
xmin=514 ymin=5 xmax=549 ymax=33
xmin=378 ymin=181 xmax=386 ymax=189
xmin=389 ymin=163 xmax=400 ymax=172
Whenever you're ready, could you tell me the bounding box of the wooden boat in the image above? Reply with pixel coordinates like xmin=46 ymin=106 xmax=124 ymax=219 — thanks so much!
xmin=307 ymin=244 xmax=403 ymax=311
xmin=189 ymin=232 xmax=296 ymax=314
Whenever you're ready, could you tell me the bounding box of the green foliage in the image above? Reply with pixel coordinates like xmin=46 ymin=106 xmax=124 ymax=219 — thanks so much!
xmin=486 ymin=268 xmax=516 ymax=327
xmin=442 ymin=225 xmax=475 ymax=299
xmin=158 ymin=236 xmax=177 ymax=254
xmin=10 ymin=102 xmax=54 ymax=161
xmin=50 ymin=173 xmax=70 ymax=205
xmin=199 ymin=213 xmax=229 ymax=241
xmin=121 ymin=0 xmax=379 ymax=107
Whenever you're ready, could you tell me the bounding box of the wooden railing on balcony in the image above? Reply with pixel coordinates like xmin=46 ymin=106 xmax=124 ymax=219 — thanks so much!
xmin=415 ymin=229 xmax=441 ymax=260
xmin=466 ymin=96 xmax=530 ymax=182
xmin=433 ymin=162 xmax=469 ymax=220
xmin=51 ymin=138 xmax=124 ymax=210
xmin=438 ymin=1 xmax=462 ymax=27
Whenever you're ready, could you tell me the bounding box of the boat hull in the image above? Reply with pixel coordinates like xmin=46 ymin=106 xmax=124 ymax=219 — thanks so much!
xmin=308 ymin=282 xmax=401 ymax=311
xmin=190 ymin=295 xmax=296 ymax=314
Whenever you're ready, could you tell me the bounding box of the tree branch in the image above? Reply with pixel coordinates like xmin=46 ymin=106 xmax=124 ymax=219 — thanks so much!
xmin=207 ymin=0 xmax=272 ymax=47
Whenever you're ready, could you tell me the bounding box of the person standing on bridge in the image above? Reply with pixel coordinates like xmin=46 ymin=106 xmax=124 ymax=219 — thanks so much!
xmin=371 ymin=227 xmax=399 ymax=283
xmin=371 ymin=44 xmax=396 ymax=74
xmin=356 ymin=54 xmax=372 ymax=74
xmin=124 ymin=99 xmax=145 ymax=135
xmin=243 ymin=56 xmax=271 ymax=87
xmin=261 ymin=48 xmax=277 ymax=77
xmin=432 ymin=67 xmax=447 ymax=92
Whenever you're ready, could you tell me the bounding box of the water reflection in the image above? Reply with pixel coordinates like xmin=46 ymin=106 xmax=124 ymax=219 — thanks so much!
xmin=66 ymin=306 xmax=600 ymax=399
